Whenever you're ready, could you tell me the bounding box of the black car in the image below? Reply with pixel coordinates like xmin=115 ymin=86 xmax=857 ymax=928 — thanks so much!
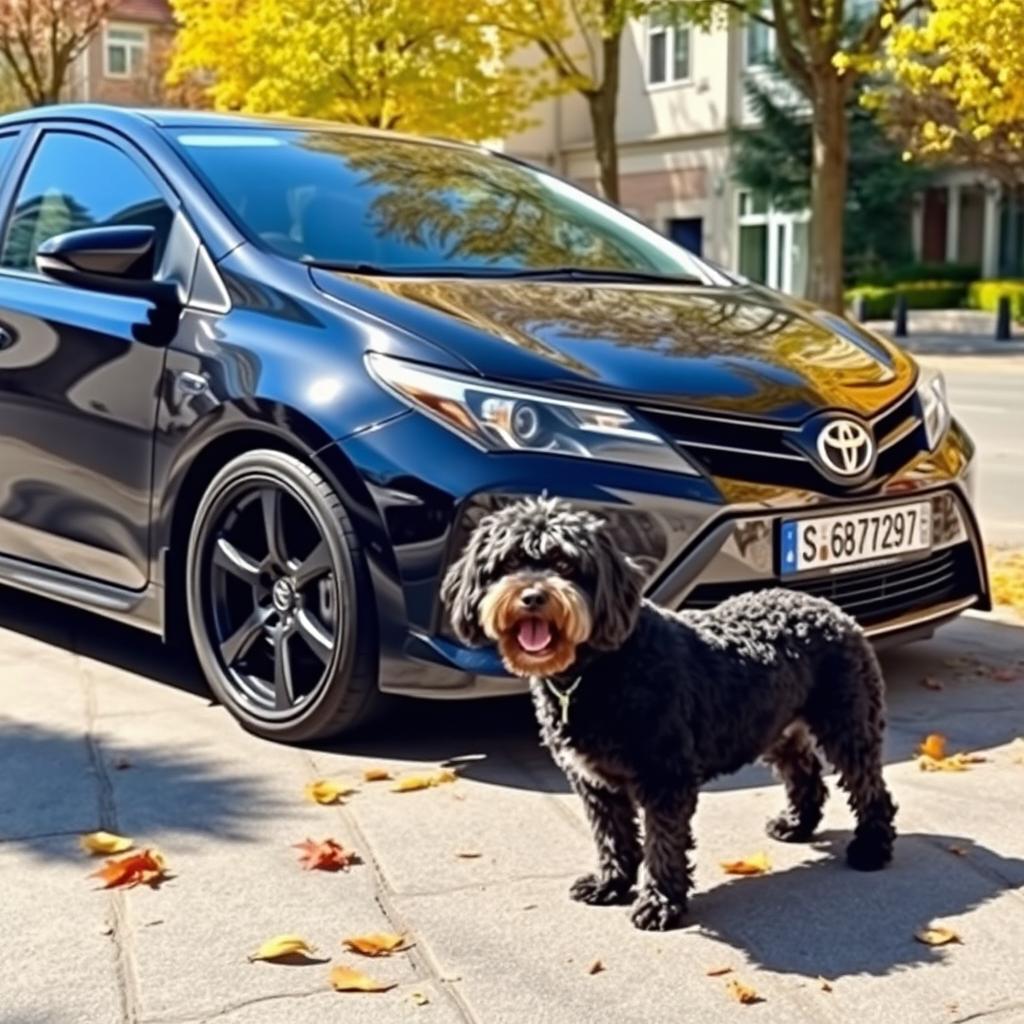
xmin=0 ymin=106 xmax=988 ymax=741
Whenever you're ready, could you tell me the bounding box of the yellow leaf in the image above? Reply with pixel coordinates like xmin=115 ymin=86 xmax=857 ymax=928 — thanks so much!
xmin=726 ymin=978 xmax=762 ymax=1004
xmin=914 ymin=925 xmax=961 ymax=947
xmin=705 ymin=965 xmax=733 ymax=977
xmin=363 ymin=768 xmax=392 ymax=782
xmin=391 ymin=769 xmax=458 ymax=792
xmin=305 ymin=779 xmax=356 ymax=804
xmin=329 ymin=966 xmax=397 ymax=992
xmin=342 ymin=933 xmax=411 ymax=957
xmin=79 ymin=831 xmax=133 ymax=856
xmin=411 ymin=991 xmax=430 ymax=1006
xmin=248 ymin=935 xmax=317 ymax=962
xmin=919 ymin=751 xmax=987 ymax=772
xmin=917 ymin=733 xmax=947 ymax=760
xmin=720 ymin=851 xmax=771 ymax=876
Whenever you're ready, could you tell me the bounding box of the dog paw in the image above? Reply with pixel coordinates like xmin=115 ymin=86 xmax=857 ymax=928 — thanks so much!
xmin=846 ymin=834 xmax=893 ymax=872
xmin=629 ymin=889 xmax=687 ymax=931
xmin=569 ymin=872 xmax=633 ymax=906
xmin=766 ymin=812 xmax=818 ymax=843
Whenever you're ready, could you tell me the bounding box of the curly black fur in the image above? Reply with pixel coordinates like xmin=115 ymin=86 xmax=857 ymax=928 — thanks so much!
xmin=442 ymin=497 xmax=898 ymax=931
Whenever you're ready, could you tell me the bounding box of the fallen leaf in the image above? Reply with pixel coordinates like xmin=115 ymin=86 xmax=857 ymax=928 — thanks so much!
xmin=329 ymin=966 xmax=397 ymax=992
xmin=293 ymin=838 xmax=359 ymax=872
xmin=410 ymin=991 xmax=430 ymax=1006
xmin=705 ymin=965 xmax=733 ymax=977
xmin=91 ymin=849 xmax=167 ymax=889
xmin=818 ymin=976 xmax=833 ymax=993
xmin=947 ymin=845 xmax=968 ymax=856
xmin=919 ymin=751 xmax=987 ymax=772
xmin=920 ymin=676 xmax=944 ymax=691
xmin=455 ymin=850 xmax=482 ymax=859
xmin=391 ymin=769 xmax=458 ymax=793
xmin=248 ymin=935 xmax=317 ymax=962
xmin=726 ymin=979 xmax=762 ymax=1004
xmin=522 ymin=903 xmax=538 ymax=911
xmin=363 ymin=768 xmax=392 ymax=782
xmin=343 ymin=933 xmax=411 ymax=957
xmin=989 ymin=667 xmax=1018 ymax=682
xmin=79 ymin=831 xmax=133 ymax=856
xmin=917 ymin=733 xmax=947 ymax=760
xmin=914 ymin=925 xmax=961 ymax=947
xmin=587 ymin=959 xmax=605 ymax=975
xmin=305 ymin=779 xmax=356 ymax=805
xmin=720 ymin=851 xmax=771 ymax=876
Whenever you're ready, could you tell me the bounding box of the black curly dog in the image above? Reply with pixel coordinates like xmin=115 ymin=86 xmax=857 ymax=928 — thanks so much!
xmin=441 ymin=497 xmax=897 ymax=931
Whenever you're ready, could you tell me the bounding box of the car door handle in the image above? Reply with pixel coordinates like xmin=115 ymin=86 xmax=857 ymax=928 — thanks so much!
xmin=0 ymin=326 xmax=14 ymax=350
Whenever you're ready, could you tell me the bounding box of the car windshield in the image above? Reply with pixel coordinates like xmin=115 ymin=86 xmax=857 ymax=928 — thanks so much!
xmin=171 ymin=127 xmax=719 ymax=281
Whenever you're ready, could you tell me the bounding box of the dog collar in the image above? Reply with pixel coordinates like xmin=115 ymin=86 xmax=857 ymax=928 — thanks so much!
xmin=544 ymin=675 xmax=582 ymax=726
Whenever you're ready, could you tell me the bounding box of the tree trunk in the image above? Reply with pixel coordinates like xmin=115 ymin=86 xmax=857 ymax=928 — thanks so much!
xmin=808 ymin=72 xmax=849 ymax=313
xmin=585 ymin=32 xmax=622 ymax=205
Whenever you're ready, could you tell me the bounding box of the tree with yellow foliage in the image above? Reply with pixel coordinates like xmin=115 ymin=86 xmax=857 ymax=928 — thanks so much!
xmin=867 ymin=0 xmax=1024 ymax=186
xmin=168 ymin=0 xmax=543 ymax=141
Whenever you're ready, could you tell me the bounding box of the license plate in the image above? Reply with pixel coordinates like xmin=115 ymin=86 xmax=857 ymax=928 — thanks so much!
xmin=780 ymin=501 xmax=931 ymax=574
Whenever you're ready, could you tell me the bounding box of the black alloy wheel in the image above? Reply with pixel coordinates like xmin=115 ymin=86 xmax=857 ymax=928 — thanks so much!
xmin=186 ymin=449 xmax=378 ymax=741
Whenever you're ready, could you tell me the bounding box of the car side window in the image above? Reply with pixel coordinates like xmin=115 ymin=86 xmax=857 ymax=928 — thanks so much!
xmin=0 ymin=132 xmax=173 ymax=274
xmin=0 ymin=134 xmax=18 ymax=179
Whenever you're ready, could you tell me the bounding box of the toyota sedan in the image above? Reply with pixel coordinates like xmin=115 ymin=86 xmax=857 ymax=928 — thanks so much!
xmin=0 ymin=106 xmax=989 ymax=741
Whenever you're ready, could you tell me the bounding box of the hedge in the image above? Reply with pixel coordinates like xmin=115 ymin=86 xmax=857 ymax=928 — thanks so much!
xmin=853 ymin=262 xmax=979 ymax=287
xmin=967 ymin=280 xmax=1024 ymax=322
xmin=844 ymin=280 xmax=968 ymax=320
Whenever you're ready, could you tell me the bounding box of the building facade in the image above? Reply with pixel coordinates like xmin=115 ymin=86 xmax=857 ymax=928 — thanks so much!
xmin=68 ymin=0 xmax=175 ymax=108
xmin=504 ymin=13 xmax=1015 ymax=294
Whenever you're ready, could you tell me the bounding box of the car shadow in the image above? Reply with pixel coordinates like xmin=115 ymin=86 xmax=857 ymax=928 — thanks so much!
xmin=688 ymin=830 xmax=1024 ymax=979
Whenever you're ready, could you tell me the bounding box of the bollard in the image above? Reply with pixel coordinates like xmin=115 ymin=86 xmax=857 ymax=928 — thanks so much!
xmin=996 ymin=295 xmax=1012 ymax=341
xmin=893 ymin=294 xmax=908 ymax=338
xmin=852 ymin=294 xmax=867 ymax=323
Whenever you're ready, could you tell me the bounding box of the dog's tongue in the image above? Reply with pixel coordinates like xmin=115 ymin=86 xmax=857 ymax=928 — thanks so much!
xmin=517 ymin=618 xmax=551 ymax=653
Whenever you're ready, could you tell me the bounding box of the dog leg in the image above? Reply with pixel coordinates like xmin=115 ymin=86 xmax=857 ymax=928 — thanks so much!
xmin=764 ymin=721 xmax=827 ymax=842
xmin=568 ymin=776 xmax=641 ymax=906
xmin=630 ymin=789 xmax=697 ymax=931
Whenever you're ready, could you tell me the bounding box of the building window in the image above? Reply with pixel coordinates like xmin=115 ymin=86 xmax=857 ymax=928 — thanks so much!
xmin=105 ymin=25 xmax=148 ymax=78
xmin=647 ymin=12 xmax=691 ymax=86
xmin=745 ymin=12 xmax=775 ymax=68
xmin=737 ymin=190 xmax=809 ymax=295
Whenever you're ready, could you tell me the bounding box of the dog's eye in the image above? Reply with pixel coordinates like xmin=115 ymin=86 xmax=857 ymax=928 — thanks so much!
xmin=554 ymin=557 xmax=574 ymax=576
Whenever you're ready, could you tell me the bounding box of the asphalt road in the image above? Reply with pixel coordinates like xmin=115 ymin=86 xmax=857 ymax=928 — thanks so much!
xmin=918 ymin=353 xmax=1024 ymax=548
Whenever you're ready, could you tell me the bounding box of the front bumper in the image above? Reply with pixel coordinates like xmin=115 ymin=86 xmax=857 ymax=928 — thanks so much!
xmin=327 ymin=408 xmax=988 ymax=699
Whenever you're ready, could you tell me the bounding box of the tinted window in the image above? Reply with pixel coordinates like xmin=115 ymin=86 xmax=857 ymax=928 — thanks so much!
xmin=0 ymin=134 xmax=18 ymax=180
xmin=174 ymin=128 xmax=713 ymax=279
xmin=0 ymin=132 xmax=173 ymax=272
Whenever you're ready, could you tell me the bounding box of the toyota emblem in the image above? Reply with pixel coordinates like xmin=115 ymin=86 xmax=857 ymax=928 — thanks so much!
xmin=816 ymin=418 xmax=874 ymax=477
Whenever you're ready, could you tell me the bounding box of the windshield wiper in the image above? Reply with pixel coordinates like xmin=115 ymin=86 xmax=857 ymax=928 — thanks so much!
xmin=304 ymin=260 xmax=703 ymax=285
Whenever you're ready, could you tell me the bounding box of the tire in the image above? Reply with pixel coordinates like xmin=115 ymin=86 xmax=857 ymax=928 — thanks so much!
xmin=185 ymin=449 xmax=380 ymax=742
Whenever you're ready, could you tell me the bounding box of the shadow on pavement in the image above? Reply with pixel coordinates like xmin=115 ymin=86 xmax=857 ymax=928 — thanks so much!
xmin=691 ymin=830 xmax=1024 ymax=978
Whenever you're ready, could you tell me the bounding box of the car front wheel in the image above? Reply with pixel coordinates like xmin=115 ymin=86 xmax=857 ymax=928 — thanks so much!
xmin=186 ymin=449 xmax=379 ymax=742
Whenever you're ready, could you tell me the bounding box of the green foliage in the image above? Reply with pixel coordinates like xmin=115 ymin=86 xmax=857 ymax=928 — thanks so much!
xmin=732 ymin=70 xmax=932 ymax=281
xmin=854 ymin=262 xmax=980 ymax=286
xmin=845 ymin=280 xmax=968 ymax=318
xmin=967 ymin=279 xmax=1024 ymax=321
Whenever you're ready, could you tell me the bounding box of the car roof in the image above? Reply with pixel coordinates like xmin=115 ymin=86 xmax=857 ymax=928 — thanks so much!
xmin=0 ymin=104 xmax=480 ymax=153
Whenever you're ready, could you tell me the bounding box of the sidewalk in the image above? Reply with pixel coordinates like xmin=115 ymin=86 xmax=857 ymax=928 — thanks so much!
xmin=3 ymin=587 xmax=1024 ymax=1023
xmin=865 ymin=309 xmax=1024 ymax=358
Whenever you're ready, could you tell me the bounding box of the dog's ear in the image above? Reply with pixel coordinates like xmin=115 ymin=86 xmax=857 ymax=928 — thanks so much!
xmin=440 ymin=523 xmax=491 ymax=647
xmin=588 ymin=526 xmax=643 ymax=650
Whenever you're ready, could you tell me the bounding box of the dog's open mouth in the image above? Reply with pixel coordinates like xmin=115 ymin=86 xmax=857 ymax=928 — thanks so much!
xmin=515 ymin=616 xmax=555 ymax=654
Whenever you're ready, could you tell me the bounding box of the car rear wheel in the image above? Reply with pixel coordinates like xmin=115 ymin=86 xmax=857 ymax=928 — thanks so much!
xmin=186 ymin=449 xmax=380 ymax=742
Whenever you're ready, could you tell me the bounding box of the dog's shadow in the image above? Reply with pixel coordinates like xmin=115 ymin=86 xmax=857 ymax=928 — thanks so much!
xmin=688 ymin=830 xmax=1024 ymax=978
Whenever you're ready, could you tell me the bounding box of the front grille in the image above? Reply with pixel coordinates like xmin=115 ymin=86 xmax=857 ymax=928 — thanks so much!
xmin=640 ymin=389 xmax=924 ymax=494
xmin=681 ymin=544 xmax=975 ymax=627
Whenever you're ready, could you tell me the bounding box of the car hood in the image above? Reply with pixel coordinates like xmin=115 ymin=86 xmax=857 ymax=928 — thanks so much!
xmin=311 ymin=270 xmax=917 ymax=424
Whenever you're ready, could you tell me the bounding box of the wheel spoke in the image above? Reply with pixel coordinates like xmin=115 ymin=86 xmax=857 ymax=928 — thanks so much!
xmin=213 ymin=536 xmax=261 ymax=586
xmin=295 ymin=607 xmax=334 ymax=664
xmin=273 ymin=627 xmax=295 ymax=709
xmin=260 ymin=487 xmax=288 ymax=567
xmin=220 ymin=606 xmax=269 ymax=666
xmin=293 ymin=540 xmax=331 ymax=589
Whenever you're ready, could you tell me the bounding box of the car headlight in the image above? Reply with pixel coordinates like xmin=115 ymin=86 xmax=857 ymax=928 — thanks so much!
xmin=367 ymin=352 xmax=698 ymax=475
xmin=917 ymin=367 xmax=950 ymax=450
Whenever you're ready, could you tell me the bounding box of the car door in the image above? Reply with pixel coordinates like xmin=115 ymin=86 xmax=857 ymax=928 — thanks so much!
xmin=0 ymin=126 xmax=176 ymax=590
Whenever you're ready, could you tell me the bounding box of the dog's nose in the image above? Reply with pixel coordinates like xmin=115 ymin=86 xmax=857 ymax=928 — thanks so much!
xmin=520 ymin=587 xmax=548 ymax=611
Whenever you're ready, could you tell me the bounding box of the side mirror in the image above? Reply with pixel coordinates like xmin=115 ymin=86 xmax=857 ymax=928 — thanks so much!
xmin=35 ymin=225 xmax=179 ymax=307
